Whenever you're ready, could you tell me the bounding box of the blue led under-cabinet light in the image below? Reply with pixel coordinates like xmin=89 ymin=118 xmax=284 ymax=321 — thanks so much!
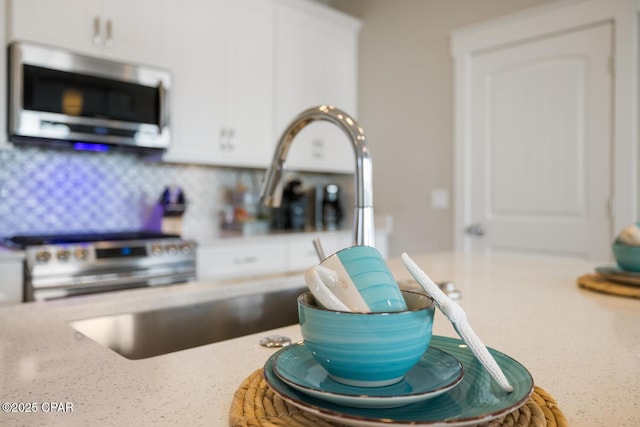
xmin=73 ymin=142 xmax=110 ymax=152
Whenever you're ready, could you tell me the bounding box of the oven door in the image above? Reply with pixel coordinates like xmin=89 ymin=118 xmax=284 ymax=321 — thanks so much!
xmin=8 ymin=41 xmax=171 ymax=151
xmin=24 ymin=245 xmax=196 ymax=301
xmin=27 ymin=265 xmax=196 ymax=301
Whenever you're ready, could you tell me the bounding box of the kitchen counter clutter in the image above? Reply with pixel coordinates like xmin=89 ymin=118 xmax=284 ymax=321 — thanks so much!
xmin=0 ymin=252 xmax=638 ymax=426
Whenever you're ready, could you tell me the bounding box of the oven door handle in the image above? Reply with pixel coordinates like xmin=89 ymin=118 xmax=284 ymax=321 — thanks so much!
xmin=29 ymin=266 xmax=195 ymax=301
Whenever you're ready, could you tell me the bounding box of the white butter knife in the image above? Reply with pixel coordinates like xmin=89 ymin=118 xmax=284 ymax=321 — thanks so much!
xmin=401 ymin=253 xmax=514 ymax=392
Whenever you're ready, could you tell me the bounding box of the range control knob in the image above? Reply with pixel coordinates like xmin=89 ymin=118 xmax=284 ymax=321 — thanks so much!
xmin=35 ymin=250 xmax=52 ymax=264
xmin=179 ymin=243 xmax=192 ymax=255
xmin=57 ymin=250 xmax=71 ymax=261
xmin=150 ymin=244 xmax=163 ymax=256
xmin=74 ymin=248 xmax=89 ymax=261
xmin=165 ymin=244 xmax=178 ymax=255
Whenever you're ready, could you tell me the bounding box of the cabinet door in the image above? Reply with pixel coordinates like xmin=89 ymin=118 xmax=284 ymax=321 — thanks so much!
xmin=9 ymin=0 xmax=167 ymax=66
xmin=163 ymin=0 xmax=274 ymax=167
xmin=222 ymin=0 xmax=275 ymax=168
xmin=197 ymin=242 xmax=287 ymax=280
xmin=161 ymin=0 xmax=227 ymax=165
xmin=0 ymin=259 xmax=23 ymax=305
xmin=100 ymin=0 xmax=165 ymax=66
xmin=0 ymin=0 xmax=7 ymax=147
xmin=9 ymin=0 xmax=102 ymax=56
xmin=286 ymin=232 xmax=350 ymax=272
xmin=275 ymin=3 xmax=360 ymax=173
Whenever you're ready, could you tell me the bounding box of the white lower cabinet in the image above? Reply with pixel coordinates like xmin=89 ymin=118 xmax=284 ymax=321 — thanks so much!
xmin=0 ymin=258 xmax=23 ymax=305
xmin=197 ymin=241 xmax=287 ymax=280
xmin=196 ymin=230 xmax=389 ymax=281
xmin=286 ymin=233 xmax=350 ymax=272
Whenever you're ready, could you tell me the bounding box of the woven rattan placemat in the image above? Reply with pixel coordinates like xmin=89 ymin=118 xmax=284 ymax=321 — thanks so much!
xmin=577 ymin=274 xmax=640 ymax=299
xmin=229 ymin=368 xmax=567 ymax=427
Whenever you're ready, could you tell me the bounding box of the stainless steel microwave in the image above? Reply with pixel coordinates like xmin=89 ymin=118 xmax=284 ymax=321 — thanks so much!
xmin=8 ymin=41 xmax=171 ymax=152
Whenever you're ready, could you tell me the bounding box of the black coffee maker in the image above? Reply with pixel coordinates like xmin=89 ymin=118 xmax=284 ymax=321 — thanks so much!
xmin=309 ymin=183 xmax=343 ymax=231
xmin=321 ymin=184 xmax=343 ymax=230
xmin=271 ymin=179 xmax=308 ymax=230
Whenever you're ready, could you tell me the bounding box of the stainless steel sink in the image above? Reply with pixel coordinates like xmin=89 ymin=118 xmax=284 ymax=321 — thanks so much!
xmin=70 ymin=287 xmax=304 ymax=360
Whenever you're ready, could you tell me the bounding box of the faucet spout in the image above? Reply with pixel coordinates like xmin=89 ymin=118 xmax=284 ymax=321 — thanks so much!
xmin=260 ymin=105 xmax=375 ymax=247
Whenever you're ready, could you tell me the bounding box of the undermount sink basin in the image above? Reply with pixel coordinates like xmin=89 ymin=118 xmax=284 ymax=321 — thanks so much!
xmin=70 ymin=287 xmax=305 ymax=360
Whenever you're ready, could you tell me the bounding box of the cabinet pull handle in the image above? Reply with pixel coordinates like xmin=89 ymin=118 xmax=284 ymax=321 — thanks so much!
xmin=105 ymin=19 xmax=114 ymax=48
xmin=219 ymin=129 xmax=228 ymax=150
xmin=228 ymin=128 xmax=235 ymax=151
xmin=93 ymin=17 xmax=102 ymax=45
xmin=233 ymin=256 xmax=258 ymax=265
xmin=311 ymin=139 xmax=324 ymax=159
xmin=219 ymin=128 xmax=235 ymax=151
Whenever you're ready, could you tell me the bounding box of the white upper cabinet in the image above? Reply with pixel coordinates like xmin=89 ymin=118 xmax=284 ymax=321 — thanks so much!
xmin=0 ymin=0 xmax=7 ymax=147
xmin=162 ymin=0 xmax=275 ymax=167
xmin=226 ymin=0 xmax=276 ymax=167
xmin=6 ymin=0 xmax=361 ymax=171
xmin=274 ymin=1 xmax=361 ymax=173
xmin=8 ymin=0 xmax=165 ymax=66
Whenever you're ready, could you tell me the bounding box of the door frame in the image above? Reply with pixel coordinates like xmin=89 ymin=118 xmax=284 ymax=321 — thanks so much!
xmin=450 ymin=0 xmax=638 ymax=252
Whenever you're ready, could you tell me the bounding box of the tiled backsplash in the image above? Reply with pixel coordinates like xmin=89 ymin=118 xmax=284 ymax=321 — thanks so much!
xmin=0 ymin=146 xmax=220 ymax=238
xmin=0 ymin=146 xmax=351 ymax=239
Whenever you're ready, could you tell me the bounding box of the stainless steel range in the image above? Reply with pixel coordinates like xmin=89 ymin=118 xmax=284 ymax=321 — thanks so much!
xmin=4 ymin=232 xmax=196 ymax=301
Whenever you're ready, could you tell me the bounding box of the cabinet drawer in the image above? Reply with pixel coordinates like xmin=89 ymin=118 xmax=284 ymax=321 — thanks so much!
xmin=197 ymin=242 xmax=287 ymax=280
xmin=0 ymin=259 xmax=23 ymax=305
xmin=287 ymin=233 xmax=350 ymax=272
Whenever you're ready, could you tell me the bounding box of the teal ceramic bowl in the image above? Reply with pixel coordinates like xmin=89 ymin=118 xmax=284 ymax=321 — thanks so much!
xmin=298 ymin=290 xmax=435 ymax=388
xmin=612 ymin=240 xmax=640 ymax=272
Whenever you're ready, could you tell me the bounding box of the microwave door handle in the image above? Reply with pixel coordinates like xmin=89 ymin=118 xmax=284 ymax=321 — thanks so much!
xmin=158 ymin=80 xmax=168 ymax=131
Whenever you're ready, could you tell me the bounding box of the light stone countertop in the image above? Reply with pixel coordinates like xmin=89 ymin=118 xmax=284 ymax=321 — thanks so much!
xmin=0 ymin=252 xmax=639 ymax=426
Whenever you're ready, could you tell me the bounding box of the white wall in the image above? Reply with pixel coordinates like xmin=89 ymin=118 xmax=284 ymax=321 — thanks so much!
xmin=330 ymin=0 xmax=560 ymax=256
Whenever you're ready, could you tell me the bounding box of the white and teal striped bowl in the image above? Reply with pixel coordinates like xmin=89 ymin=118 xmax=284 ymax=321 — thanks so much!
xmin=298 ymin=290 xmax=435 ymax=387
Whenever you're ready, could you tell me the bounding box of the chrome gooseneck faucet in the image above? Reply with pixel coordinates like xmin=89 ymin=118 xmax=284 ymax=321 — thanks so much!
xmin=260 ymin=105 xmax=375 ymax=247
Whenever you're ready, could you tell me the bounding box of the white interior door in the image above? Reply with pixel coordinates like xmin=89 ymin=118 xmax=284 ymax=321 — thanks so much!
xmin=467 ymin=23 xmax=613 ymax=260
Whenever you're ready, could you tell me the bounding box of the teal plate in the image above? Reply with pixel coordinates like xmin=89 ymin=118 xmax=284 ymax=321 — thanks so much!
xmin=263 ymin=336 xmax=534 ymax=427
xmin=595 ymin=266 xmax=640 ymax=286
xmin=273 ymin=343 xmax=464 ymax=408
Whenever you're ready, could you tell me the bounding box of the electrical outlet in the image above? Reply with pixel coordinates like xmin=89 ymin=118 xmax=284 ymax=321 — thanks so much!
xmin=431 ymin=189 xmax=449 ymax=210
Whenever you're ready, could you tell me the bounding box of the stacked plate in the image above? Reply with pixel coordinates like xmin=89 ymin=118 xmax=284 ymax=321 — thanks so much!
xmin=595 ymin=266 xmax=640 ymax=286
xmin=263 ymin=335 xmax=534 ymax=426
